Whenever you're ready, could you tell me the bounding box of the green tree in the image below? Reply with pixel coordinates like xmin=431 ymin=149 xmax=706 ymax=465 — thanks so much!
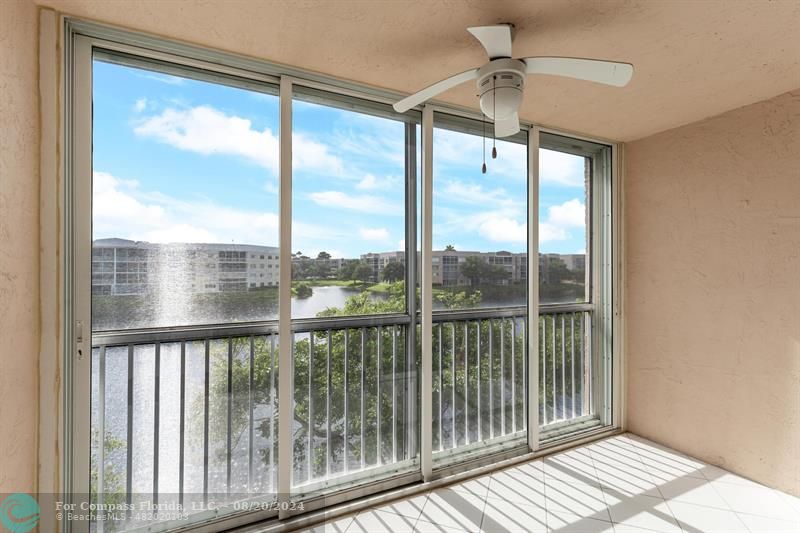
xmin=444 ymin=245 xmax=456 ymax=251
xmin=316 ymin=251 xmax=331 ymax=260
xmin=460 ymin=256 xmax=486 ymax=286
xmin=460 ymin=256 xmax=508 ymax=286
xmin=381 ymin=261 xmax=405 ymax=282
xmin=193 ymin=280 xmax=594 ymax=489
xmin=337 ymin=260 xmax=357 ymax=281
xmin=352 ymin=262 xmax=374 ymax=285
xmin=311 ymin=260 xmax=331 ymax=279
xmin=294 ymin=282 xmax=313 ymax=298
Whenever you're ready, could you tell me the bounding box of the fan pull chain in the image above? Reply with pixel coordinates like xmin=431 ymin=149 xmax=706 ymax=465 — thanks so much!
xmin=482 ymin=111 xmax=487 ymax=174
xmin=492 ymin=75 xmax=497 ymax=159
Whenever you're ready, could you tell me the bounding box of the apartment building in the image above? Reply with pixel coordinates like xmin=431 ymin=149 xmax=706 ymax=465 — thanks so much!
xmin=360 ymin=251 xmax=406 ymax=281
xmin=91 ymin=238 xmax=280 ymax=295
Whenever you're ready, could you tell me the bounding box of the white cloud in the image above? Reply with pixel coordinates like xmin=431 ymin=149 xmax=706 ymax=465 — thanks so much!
xmin=308 ymin=190 xmax=403 ymax=215
xmin=540 ymin=222 xmax=568 ymax=243
xmin=134 ymin=105 xmax=344 ymax=176
xmin=133 ymin=98 xmax=147 ymax=113
xmin=356 ymin=174 xmax=378 ymax=189
xmin=433 ymin=128 xmax=528 ymax=181
xmin=474 ymin=213 xmax=527 ymax=243
xmin=92 ymin=170 xmax=339 ymax=246
xmin=330 ymin=116 xmax=407 ymax=167
xmin=93 ymin=172 xmax=167 ymax=236
xmin=359 ymin=227 xmax=390 ymax=241
xmin=433 ymin=129 xmax=586 ymax=187
xmin=141 ymin=223 xmax=218 ymax=244
xmin=355 ymin=173 xmax=402 ymax=190
xmin=438 ymin=179 xmax=521 ymax=211
xmin=546 ymin=198 xmax=585 ymax=228
xmin=397 ymin=239 xmax=406 ymax=251
xmin=540 ymin=149 xmax=586 ymax=187
xmin=444 ymin=197 xmax=585 ymax=246
xmin=541 ymin=198 xmax=586 ymax=243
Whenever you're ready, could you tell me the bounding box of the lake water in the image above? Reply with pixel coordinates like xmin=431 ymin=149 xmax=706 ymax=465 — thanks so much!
xmin=292 ymin=285 xmax=387 ymax=318
xmin=92 ymin=284 xmax=542 ymax=331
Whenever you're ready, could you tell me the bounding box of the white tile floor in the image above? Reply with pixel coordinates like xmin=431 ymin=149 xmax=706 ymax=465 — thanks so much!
xmin=302 ymin=434 xmax=800 ymax=533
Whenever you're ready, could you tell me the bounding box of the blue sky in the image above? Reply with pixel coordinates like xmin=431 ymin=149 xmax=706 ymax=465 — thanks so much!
xmin=92 ymin=60 xmax=587 ymax=258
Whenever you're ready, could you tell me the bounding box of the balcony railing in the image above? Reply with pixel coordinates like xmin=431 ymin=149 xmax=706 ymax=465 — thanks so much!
xmin=90 ymin=305 xmax=592 ymax=524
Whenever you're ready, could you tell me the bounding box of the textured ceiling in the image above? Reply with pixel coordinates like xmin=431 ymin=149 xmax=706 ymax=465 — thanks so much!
xmin=40 ymin=0 xmax=800 ymax=141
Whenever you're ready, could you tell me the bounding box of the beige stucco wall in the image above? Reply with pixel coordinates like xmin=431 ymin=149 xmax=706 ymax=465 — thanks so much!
xmin=1 ymin=0 xmax=797 ymax=504
xmin=625 ymin=89 xmax=800 ymax=496
xmin=0 ymin=0 xmax=40 ymax=495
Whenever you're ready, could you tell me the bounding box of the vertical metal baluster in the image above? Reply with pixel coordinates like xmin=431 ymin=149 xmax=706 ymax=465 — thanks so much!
xmin=343 ymin=329 xmax=349 ymax=473
xmin=360 ymin=328 xmax=366 ymax=470
xmin=463 ymin=322 xmax=468 ymax=445
xmin=248 ymin=336 xmax=255 ymax=493
xmin=451 ymin=322 xmax=456 ymax=448
xmin=377 ymin=327 xmax=382 ymax=465
xmin=489 ymin=319 xmax=494 ymax=439
xmin=326 ymin=330 xmax=332 ymax=477
xmin=126 ymin=344 xmax=134 ymax=507
xmin=522 ymin=317 xmax=527 ymax=431
xmin=561 ymin=314 xmax=566 ymax=423
xmin=226 ymin=338 xmax=233 ymax=496
xmin=179 ymin=342 xmax=185 ymax=505
xmin=438 ymin=323 xmax=443 ymax=451
xmin=247 ymin=335 xmax=256 ymax=493
xmin=540 ymin=318 xmax=546 ymax=426
xmin=582 ymin=313 xmax=588 ymax=416
xmin=269 ymin=334 xmax=276 ymax=490
xmin=551 ymin=315 xmax=557 ymax=420
xmin=98 ymin=346 xmax=106 ymax=510
xmin=571 ymin=314 xmax=576 ymax=419
xmin=203 ymin=339 xmax=210 ymax=504
xmin=476 ymin=322 xmax=482 ymax=442
xmin=511 ymin=319 xmax=516 ymax=433
xmin=308 ymin=332 xmax=314 ymax=480
xmin=500 ymin=318 xmax=505 ymax=436
xmin=392 ymin=325 xmax=398 ymax=463
xmin=153 ymin=343 xmax=161 ymax=505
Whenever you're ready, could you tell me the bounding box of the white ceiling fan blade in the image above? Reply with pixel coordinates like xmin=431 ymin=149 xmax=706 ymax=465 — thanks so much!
xmin=494 ymin=112 xmax=520 ymax=138
xmin=393 ymin=68 xmax=479 ymax=113
xmin=523 ymin=57 xmax=634 ymax=87
xmin=467 ymin=25 xmax=513 ymax=59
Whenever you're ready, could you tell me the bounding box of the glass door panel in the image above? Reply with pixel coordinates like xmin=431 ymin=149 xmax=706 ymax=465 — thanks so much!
xmin=431 ymin=114 xmax=529 ymax=468
xmin=538 ymin=132 xmax=612 ymax=443
xmin=90 ymin=55 xmax=280 ymax=530
xmin=289 ymin=87 xmax=419 ymax=499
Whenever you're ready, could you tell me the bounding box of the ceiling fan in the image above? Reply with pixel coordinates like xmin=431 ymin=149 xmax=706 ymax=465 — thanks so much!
xmin=393 ymin=24 xmax=634 ymax=140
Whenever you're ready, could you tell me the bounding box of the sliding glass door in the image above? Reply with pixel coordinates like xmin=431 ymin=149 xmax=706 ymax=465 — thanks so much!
xmin=288 ymin=87 xmax=420 ymax=503
xmin=538 ymin=132 xmax=613 ymax=444
xmin=88 ymin=54 xmax=283 ymax=531
xmin=68 ymin=28 xmax=615 ymax=533
xmin=430 ymin=114 xmax=530 ymax=469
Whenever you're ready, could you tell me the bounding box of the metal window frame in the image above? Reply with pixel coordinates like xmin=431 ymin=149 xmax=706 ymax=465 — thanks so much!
xmin=61 ymin=16 xmax=621 ymax=533
xmin=538 ymin=129 xmax=616 ymax=433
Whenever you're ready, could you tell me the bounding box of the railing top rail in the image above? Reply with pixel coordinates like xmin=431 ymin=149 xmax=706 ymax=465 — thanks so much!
xmin=539 ymin=302 xmax=593 ymax=314
xmin=91 ymin=303 xmax=592 ymax=346
xmin=91 ymin=313 xmax=412 ymax=346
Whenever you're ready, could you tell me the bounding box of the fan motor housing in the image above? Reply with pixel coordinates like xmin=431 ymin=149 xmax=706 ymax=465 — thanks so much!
xmin=477 ymin=58 xmax=526 ymax=120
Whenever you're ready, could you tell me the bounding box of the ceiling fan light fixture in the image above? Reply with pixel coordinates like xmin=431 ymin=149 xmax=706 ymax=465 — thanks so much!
xmin=391 ymin=23 xmax=634 ymax=140
xmin=480 ymin=85 xmax=523 ymax=120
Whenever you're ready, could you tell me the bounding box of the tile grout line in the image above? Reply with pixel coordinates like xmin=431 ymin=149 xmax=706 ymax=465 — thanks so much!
xmin=409 ymin=491 xmax=430 ymax=532
xmin=622 ymin=434 xmax=686 ymax=533
xmin=583 ymin=437 xmax=617 ymax=527
xmin=700 ymin=467 xmax=753 ymax=533
xmin=630 ymin=436 xmax=754 ymax=533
